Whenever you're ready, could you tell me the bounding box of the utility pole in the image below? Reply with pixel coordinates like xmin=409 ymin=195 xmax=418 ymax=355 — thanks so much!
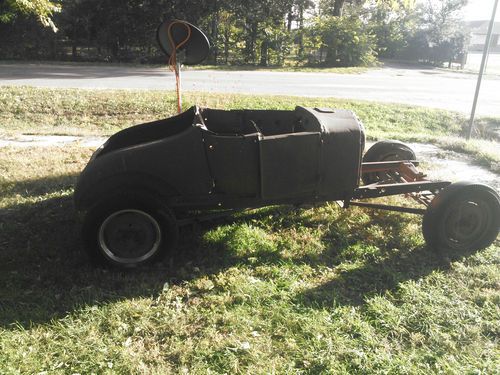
xmin=467 ymin=0 xmax=499 ymax=140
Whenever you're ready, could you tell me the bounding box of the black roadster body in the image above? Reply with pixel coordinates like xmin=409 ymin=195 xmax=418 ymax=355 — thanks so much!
xmin=75 ymin=106 xmax=499 ymax=268
xmin=75 ymin=106 xmax=365 ymax=211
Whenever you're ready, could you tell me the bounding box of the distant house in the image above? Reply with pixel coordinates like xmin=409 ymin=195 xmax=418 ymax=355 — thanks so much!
xmin=468 ymin=20 xmax=500 ymax=52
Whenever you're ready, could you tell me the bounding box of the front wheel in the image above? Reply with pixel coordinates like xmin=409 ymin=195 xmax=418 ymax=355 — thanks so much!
xmin=82 ymin=191 xmax=178 ymax=268
xmin=422 ymin=182 xmax=500 ymax=252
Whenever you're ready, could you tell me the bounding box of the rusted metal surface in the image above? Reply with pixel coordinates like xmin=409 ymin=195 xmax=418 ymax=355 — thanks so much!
xmin=361 ymin=161 xmax=425 ymax=182
xmin=352 ymin=181 xmax=451 ymax=200
xmin=349 ymin=201 xmax=427 ymax=215
xmin=356 ymin=159 xmax=444 ymax=209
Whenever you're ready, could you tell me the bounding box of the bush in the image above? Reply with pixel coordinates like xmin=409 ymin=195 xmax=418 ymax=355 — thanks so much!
xmin=308 ymin=16 xmax=377 ymax=67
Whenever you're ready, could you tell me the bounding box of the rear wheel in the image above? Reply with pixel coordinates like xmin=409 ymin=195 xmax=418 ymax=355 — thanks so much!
xmin=423 ymin=183 xmax=500 ymax=252
xmin=82 ymin=191 xmax=178 ymax=268
xmin=362 ymin=140 xmax=416 ymax=185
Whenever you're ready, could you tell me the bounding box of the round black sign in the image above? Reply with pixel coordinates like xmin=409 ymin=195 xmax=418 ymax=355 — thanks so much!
xmin=156 ymin=19 xmax=210 ymax=65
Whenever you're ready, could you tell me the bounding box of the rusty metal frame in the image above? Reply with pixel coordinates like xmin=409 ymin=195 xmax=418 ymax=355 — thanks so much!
xmin=353 ymin=180 xmax=450 ymax=199
xmin=361 ymin=160 xmax=424 ymax=182
xmin=349 ymin=160 xmax=452 ymax=215
xmin=349 ymin=201 xmax=427 ymax=215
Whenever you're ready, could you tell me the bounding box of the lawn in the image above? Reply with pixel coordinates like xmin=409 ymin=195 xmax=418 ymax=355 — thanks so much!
xmin=185 ymin=64 xmax=372 ymax=74
xmin=0 ymin=87 xmax=499 ymax=373
xmin=1 ymin=86 xmax=498 ymax=171
xmin=0 ymin=60 xmax=372 ymax=74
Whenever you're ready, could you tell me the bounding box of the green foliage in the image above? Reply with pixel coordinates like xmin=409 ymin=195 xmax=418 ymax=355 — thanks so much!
xmin=320 ymin=0 xmax=416 ymax=18
xmin=0 ymin=0 xmax=471 ymax=67
xmin=368 ymin=3 xmax=415 ymax=58
xmin=0 ymin=0 xmax=60 ymax=31
xmin=309 ymin=15 xmax=377 ymax=66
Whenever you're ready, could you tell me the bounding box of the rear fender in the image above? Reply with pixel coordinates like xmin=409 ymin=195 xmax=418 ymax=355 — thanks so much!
xmin=74 ymin=172 xmax=179 ymax=212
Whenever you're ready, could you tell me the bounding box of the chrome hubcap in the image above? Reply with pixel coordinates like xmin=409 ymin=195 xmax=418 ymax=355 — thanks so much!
xmin=98 ymin=209 xmax=161 ymax=264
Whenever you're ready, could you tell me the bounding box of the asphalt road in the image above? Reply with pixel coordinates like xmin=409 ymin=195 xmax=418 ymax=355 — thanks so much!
xmin=1 ymin=62 xmax=498 ymax=116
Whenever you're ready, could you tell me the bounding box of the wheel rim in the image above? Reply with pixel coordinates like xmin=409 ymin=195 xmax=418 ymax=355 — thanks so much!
xmin=441 ymin=198 xmax=492 ymax=250
xmin=98 ymin=209 xmax=162 ymax=264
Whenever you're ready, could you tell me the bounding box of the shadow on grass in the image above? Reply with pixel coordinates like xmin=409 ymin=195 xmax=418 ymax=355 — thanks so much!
xmin=294 ymin=246 xmax=451 ymax=308
xmin=0 ymin=173 xmax=78 ymax=198
xmin=194 ymin=204 xmax=480 ymax=309
xmin=0 ymin=174 xmax=476 ymax=328
xmin=0 ymin=176 xmax=185 ymax=328
xmin=0 ymin=175 xmax=282 ymax=328
xmin=293 ymin=219 xmax=483 ymax=309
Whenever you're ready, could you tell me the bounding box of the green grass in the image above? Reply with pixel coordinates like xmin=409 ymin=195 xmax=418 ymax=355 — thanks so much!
xmin=0 ymin=60 xmax=373 ymax=74
xmin=1 ymin=86 xmax=499 ymax=172
xmin=0 ymin=87 xmax=499 ymax=372
xmin=0 ymin=86 xmax=464 ymax=137
xmin=185 ymin=64 xmax=372 ymax=74
xmin=0 ymin=145 xmax=499 ymax=373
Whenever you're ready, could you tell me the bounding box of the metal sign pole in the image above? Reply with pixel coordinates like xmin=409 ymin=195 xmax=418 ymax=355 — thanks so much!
xmin=176 ymin=61 xmax=182 ymax=113
xmin=175 ymin=50 xmax=185 ymax=114
xmin=467 ymin=0 xmax=499 ymax=140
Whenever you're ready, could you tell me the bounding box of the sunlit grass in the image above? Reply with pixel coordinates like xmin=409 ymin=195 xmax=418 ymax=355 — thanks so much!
xmin=1 ymin=86 xmax=498 ymax=171
xmin=0 ymin=145 xmax=498 ymax=373
xmin=185 ymin=64 xmax=372 ymax=74
xmin=0 ymin=86 xmax=463 ymax=137
xmin=0 ymin=87 xmax=499 ymax=373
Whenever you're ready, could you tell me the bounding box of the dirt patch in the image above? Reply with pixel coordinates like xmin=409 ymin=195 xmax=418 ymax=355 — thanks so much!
xmin=0 ymin=135 xmax=106 ymax=148
xmin=409 ymin=143 xmax=499 ymax=191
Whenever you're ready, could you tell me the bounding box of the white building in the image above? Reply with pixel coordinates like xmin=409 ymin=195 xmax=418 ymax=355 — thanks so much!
xmin=468 ymin=20 xmax=500 ymax=52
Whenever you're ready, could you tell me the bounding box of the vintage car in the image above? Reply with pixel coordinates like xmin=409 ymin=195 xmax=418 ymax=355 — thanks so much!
xmin=74 ymin=106 xmax=500 ymax=268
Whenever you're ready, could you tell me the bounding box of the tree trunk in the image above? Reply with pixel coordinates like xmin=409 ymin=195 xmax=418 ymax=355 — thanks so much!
xmin=326 ymin=48 xmax=335 ymax=65
xmin=224 ymin=26 xmax=229 ymax=64
xmin=298 ymin=4 xmax=304 ymax=60
xmin=260 ymin=40 xmax=268 ymax=66
xmin=287 ymin=11 xmax=293 ymax=32
xmin=72 ymin=24 xmax=78 ymax=60
xmin=333 ymin=0 xmax=345 ymax=17
xmin=244 ymin=19 xmax=258 ymax=64
xmin=250 ymin=22 xmax=258 ymax=64
xmin=110 ymin=37 xmax=119 ymax=61
xmin=51 ymin=34 xmax=57 ymax=60
xmin=211 ymin=1 xmax=219 ymax=64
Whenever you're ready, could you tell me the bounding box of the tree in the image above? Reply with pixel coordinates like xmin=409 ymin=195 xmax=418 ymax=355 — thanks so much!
xmin=0 ymin=0 xmax=60 ymax=31
xmin=228 ymin=0 xmax=295 ymax=65
xmin=417 ymin=0 xmax=467 ymax=46
xmin=368 ymin=0 xmax=416 ymax=58
xmin=403 ymin=0 xmax=469 ymax=66
xmin=310 ymin=14 xmax=377 ymax=66
xmin=320 ymin=0 xmax=415 ymax=17
xmin=319 ymin=0 xmax=357 ymax=17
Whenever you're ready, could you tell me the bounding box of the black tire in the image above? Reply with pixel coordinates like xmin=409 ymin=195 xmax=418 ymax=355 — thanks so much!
xmin=362 ymin=140 xmax=416 ymax=185
xmin=82 ymin=191 xmax=178 ymax=268
xmin=422 ymin=182 xmax=500 ymax=252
